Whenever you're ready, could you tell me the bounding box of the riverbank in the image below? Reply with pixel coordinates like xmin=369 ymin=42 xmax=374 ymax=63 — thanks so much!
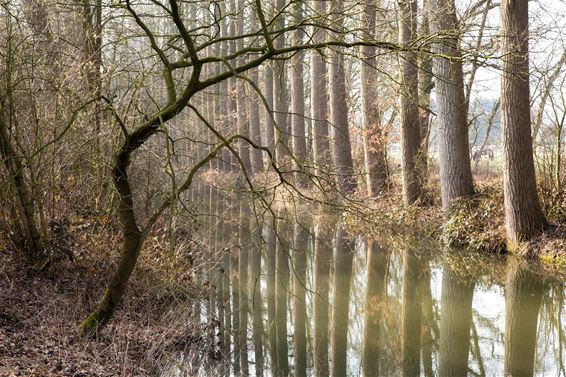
xmin=0 ymin=221 xmax=210 ymax=376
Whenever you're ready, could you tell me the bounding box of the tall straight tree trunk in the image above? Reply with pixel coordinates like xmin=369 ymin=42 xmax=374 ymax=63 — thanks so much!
xmin=329 ymin=0 xmax=357 ymax=195
xmin=273 ymin=0 xmax=289 ymax=166
xmin=293 ymin=224 xmax=309 ymax=377
xmin=249 ymin=67 xmax=264 ymax=174
xmin=235 ymin=0 xmax=251 ymax=173
xmin=398 ymin=0 xmax=422 ymax=205
xmin=311 ymin=0 xmax=332 ymax=179
xmin=418 ymin=0 xmax=433 ymax=177
xmin=501 ymin=0 xmax=547 ymax=247
xmin=331 ymin=224 xmax=354 ymax=377
xmin=431 ymin=0 xmax=475 ymax=212
xmin=264 ymin=64 xmax=275 ymax=163
xmin=504 ymin=260 xmax=546 ymax=377
xmin=291 ymin=2 xmax=308 ymax=186
xmin=361 ymin=0 xmax=388 ymax=197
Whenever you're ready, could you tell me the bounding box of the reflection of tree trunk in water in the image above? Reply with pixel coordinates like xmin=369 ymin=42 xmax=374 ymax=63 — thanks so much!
xmin=221 ymin=227 xmax=231 ymax=357
xmin=420 ymin=263 xmax=434 ymax=377
xmin=504 ymin=260 xmax=546 ymax=377
xmin=313 ymin=223 xmax=332 ymax=377
xmin=331 ymin=224 xmax=354 ymax=377
xmin=362 ymin=239 xmax=388 ymax=377
xmin=293 ymin=224 xmax=309 ymax=377
xmin=276 ymin=226 xmax=290 ymax=377
xmin=231 ymin=208 xmax=240 ymax=375
xmin=239 ymin=205 xmax=250 ymax=375
xmin=265 ymin=223 xmax=278 ymax=373
xmin=402 ymin=249 xmax=422 ymax=377
xmin=250 ymin=232 xmax=264 ymax=376
xmin=438 ymin=262 xmax=475 ymax=377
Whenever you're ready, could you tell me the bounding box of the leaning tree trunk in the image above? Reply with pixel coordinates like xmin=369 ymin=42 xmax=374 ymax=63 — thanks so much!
xmin=501 ymin=0 xmax=547 ymax=247
xmin=430 ymin=0 xmax=475 ymax=213
xmin=329 ymin=0 xmax=357 ymax=195
xmin=80 ymin=145 xmax=145 ymax=332
xmin=398 ymin=0 xmax=423 ymax=205
xmin=361 ymin=0 xmax=388 ymax=197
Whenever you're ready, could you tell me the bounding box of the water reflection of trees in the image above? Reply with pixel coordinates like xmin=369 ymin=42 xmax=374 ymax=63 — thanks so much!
xmin=183 ymin=194 xmax=566 ymax=377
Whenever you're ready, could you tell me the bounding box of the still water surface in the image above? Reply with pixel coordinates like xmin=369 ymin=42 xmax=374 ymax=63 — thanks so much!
xmin=163 ymin=190 xmax=565 ymax=377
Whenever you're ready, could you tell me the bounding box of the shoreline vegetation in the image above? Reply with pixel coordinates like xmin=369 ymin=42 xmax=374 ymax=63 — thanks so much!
xmin=1 ymin=172 xmax=563 ymax=375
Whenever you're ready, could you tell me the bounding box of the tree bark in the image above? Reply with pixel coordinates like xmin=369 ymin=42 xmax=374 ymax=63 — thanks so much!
xmin=361 ymin=0 xmax=389 ymax=196
xmin=275 ymin=225 xmax=289 ymax=377
xmin=430 ymin=0 xmax=475 ymax=212
xmin=501 ymin=0 xmax=547 ymax=246
xmin=249 ymin=67 xmax=264 ymax=174
xmin=0 ymin=117 xmax=44 ymax=259
xmin=398 ymin=0 xmax=423 ymax=205
xmin=329 ymin=0 xmax=357 ymax=195
xmin=238 ymin=204 xmax=250 ymax=375
xmin=273 ymin=0 xmax=289 ymax=167
xmin=311 ymin=0 xmax=332 ymax=179
xmin=291 ymin=2 xmax=308 ymax=187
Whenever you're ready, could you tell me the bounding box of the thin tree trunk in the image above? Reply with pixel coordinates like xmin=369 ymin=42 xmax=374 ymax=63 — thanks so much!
xmin=311 ymin=0 xmax=332 ymax=179
xmin=0 ymin=118 xmax=44 ymax=259
xmin=418 ymin=0 xmax=433 ymax=178
xmin=249 ymin=67 xmax=264 ymax=174
xmin=501 ymin=0 xmax=547 ymax=246
xmin=291 ymin=2 xmax=308 ymax=187
xmin=431 ymin=0 xmax=475 ymax=212
xmin=274 ymin=0 xmax=289 ymax=167
xmin=265 ymin=222 xmax=278 ymax=373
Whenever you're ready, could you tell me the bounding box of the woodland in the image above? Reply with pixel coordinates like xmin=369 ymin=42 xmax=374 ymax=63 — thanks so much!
xmin=0 ymin=0 xmax=565 ymax=375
